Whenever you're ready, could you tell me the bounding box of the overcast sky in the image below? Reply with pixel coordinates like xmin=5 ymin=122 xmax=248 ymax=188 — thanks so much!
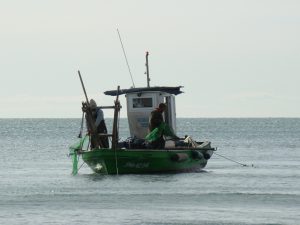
xmin=0 ymin=0 xmax=299 ymax=118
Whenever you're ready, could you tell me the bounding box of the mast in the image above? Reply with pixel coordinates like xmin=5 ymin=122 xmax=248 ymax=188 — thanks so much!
xmin=145 ymin=51 xmax=150 ymax=87
xmin=112 ymin=86 xmax=121 ymax=150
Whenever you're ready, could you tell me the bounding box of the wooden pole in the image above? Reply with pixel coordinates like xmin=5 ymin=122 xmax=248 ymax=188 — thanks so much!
xmin=78 ymin=70 xmax=90 ymax=104
xmin=112 ymin=86 xmax=120 ymax=150
xmin=112 ymin=86 xmax=121 ymax=175
xmin=146 ymin=52 xmax=150 ymax=88
xmin=77 ymin=70 xmax=101 ymax=149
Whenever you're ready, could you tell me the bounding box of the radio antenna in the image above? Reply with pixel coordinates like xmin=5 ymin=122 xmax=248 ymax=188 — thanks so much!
xmin=117 ymin=29 xmax=135 ymax=88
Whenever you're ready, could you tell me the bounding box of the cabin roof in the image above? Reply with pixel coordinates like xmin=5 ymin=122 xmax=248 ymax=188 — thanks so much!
xmin=104 ymin=86 xmax=184 ymax=96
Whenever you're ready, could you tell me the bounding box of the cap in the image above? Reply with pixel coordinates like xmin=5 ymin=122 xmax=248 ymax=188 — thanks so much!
xmin=89 ymin=99 xmax=97 ymax=109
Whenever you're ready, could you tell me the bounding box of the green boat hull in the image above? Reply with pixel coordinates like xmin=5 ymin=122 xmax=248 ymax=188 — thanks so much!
xmin=81 ymin=148 xmax=213 ymax=174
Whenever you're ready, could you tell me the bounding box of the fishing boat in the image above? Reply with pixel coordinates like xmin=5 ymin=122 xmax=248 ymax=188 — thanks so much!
xmin=69 ymin=53 xmax=216 ymax=175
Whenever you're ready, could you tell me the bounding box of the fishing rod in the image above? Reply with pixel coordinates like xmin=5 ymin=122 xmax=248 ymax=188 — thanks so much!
xmin=117 ymin=29 xmax=135 ymax=88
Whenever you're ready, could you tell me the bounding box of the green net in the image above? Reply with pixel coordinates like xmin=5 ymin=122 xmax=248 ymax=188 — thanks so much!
xmin=69 ymin=135 xmax=89 ymax=175
xmin=145 ymin=122 xmax=176 ymax=142
xmin=71 ymin=152 xmax=78 ymax=175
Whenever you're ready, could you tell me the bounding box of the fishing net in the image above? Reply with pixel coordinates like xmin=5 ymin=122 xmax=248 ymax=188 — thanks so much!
xmin=145 ymin=122 xmax=176 ymax=142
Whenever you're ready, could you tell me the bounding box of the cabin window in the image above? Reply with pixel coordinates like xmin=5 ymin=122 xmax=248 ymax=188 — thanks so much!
xmin=132 ymin=98 xmax=153 ymax=108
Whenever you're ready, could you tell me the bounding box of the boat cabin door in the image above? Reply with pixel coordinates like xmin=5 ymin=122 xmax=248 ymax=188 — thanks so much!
xmin=126 ymin=91 xmax=177 ymax=139
xmin=165 ymin=95 xmax=176 ymax=134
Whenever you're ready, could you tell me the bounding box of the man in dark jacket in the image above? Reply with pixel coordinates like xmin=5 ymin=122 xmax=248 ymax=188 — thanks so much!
xmin=147 ymin=103 xmax=179 ymax=148
xmin=148 ymin=103 xmax=167 ymax=148
xmin=149 ymin=103 xmax=167 ymax=132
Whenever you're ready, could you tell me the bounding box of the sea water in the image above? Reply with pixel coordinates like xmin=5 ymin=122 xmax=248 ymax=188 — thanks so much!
xmin=0 ymin=118 xmax=299 ymax=225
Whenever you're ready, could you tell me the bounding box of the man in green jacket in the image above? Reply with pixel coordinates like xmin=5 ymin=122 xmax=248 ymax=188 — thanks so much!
xmin=146 ymin=103 xmax=179 ymax=148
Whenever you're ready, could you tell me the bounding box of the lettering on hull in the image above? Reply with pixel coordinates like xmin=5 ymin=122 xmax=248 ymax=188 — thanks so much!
xmin=124 ymin=162 xmax=150 ymax=169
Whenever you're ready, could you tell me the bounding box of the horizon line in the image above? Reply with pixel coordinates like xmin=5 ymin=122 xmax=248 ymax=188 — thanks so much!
xmin=1 ymin=117 xmax=300 ymax=119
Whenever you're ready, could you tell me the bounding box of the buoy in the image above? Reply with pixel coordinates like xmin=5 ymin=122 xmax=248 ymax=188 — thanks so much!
xmin=191 ymin=150 xmax=203 ymax=160
xmin=203 ymin=152 xmax=211 ymax=160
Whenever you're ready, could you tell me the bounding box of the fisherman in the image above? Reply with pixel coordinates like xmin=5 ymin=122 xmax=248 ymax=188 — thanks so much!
xmin=86 ymin=99 xmax=109 ymax=148
xmin=149 ymin=103 xmax=167 ymax=132
xmin=146 ymin=103 xmax=179 ymax=148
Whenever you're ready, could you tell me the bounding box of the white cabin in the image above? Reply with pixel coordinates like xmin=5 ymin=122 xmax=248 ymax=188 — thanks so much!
xmin=104 ymin=86 xmax=183 ymax=139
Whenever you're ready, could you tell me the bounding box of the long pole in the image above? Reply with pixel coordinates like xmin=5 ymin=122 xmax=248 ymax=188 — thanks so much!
xmin=77 ymin=70 xmax=100 ymax=148
xmin=145 ymin=52 xmax=150 ymax=87
xmin=112 ymin=86 xmax=120 ymax=150
xmin=112 ymin=86 xmax=121 ymax=175
xmin=78 ymin=70 xmax=89 ymax=104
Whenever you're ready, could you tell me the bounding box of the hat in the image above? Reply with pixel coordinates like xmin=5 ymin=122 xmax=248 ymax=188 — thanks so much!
xmin=158 ymin=103 xmax=167 ymax=109
xmin=89 ymin=99 xmax=97 ymax=109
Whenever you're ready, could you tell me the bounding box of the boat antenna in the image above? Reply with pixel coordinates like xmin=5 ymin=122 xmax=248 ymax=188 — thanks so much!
xmin=145 ymin=51 xmax=150 ymax=87
xmin=117 ymin=29 xmax=135 ymax=88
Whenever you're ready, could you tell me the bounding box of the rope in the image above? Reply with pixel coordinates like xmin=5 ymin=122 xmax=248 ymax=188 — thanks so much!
xmin=77 ymin=161 xmax=86 ymax=173
xmin=213 ymin=152 xmax=251 ymax=167
xmin=78 ymin=112 xmax=85 ymax=138
xmin=114 ymin=148 xmax=119 ymax=175
xmin=114 ymin=109 xmax=121 ymax=175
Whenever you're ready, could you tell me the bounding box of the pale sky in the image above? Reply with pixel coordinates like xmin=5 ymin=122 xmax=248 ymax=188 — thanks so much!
xmin=1 ymin=0 xmax=299 ymax=118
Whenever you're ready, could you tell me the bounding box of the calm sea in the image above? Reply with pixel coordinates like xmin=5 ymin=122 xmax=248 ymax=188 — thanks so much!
xmin=0 ymin=118 xmax=299 ymax=225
